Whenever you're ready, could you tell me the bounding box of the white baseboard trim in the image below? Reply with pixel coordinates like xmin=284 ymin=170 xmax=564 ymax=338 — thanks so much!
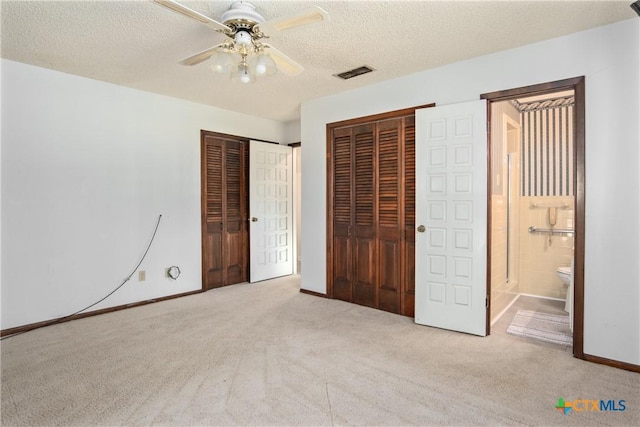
xmin=491 ymin=294 xmax=520 ymax=326
xmin=519 ymin=293 xmax=565 ymax=302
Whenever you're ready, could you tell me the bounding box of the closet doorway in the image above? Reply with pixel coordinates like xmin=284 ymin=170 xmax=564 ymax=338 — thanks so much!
xmin=481 ymin=77 xmax=586 ymax=358
xmin=326 ymin=104 xmax=433 ymax=316
xmin=201 ymin=131 xmax=295 ymax=290
xmin=201 ymin=131 xmax=249 ymax=290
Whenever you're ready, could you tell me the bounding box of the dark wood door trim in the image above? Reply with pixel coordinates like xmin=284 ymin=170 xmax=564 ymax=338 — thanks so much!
xmin=328 ymin=104 xmax=435 ymax=130
xmin=481 ymin=76 xmax=586 ymax=358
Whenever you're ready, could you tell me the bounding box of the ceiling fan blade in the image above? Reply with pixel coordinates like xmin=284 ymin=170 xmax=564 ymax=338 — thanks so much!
xmin=179 ymin=43 xmax=226 ymax=66
xmin=260 ymin=6 xmax=328 ymax=33
xmin=263 ymin=44 xmax=304 ymax=76
xmin=153 ymin=0 xmax=231 ymax=32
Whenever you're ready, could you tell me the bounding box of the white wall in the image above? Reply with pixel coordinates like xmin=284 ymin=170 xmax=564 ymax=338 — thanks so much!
xmin=301 ymin=19 xmax=640 ymax=365
xmin=1 ymin=59 xmax=286 ymax=330
xmin=283 ymin=119 xmax=301 ymax=145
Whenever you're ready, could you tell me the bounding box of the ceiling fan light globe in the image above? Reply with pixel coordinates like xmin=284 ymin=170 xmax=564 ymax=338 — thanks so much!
xmin=249 ymin=52 xmax=277 ymax=77
xmin=209 ymin=51 xmax=239 ymax=74
xmin=232 ymin=65 xmax=256 ymax=83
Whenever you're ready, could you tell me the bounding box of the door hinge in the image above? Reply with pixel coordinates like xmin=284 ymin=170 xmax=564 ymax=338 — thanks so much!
xmin=485 ymin=297 xmax=489 ymax=308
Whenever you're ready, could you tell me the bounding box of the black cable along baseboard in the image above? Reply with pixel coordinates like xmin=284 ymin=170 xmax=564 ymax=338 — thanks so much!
xmin=1 ymin=214 xmax=163 ymax=340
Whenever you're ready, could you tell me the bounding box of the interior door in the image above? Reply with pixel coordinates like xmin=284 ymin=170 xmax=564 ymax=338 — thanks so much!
xmin=414 ymin=100 xmax=488 ymax=336
xmin=249 ymin=141 xmax=294 ymax=282
xmin=201 ymin=133 xmax=248 ymax=289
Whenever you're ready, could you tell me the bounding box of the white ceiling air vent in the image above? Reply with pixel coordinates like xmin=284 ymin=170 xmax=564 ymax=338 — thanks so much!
xmin=334 ymin=65 xmax=375 ymax=80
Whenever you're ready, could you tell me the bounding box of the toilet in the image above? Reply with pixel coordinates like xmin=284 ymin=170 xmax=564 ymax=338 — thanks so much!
xmin=556 ymin=260 xmax=574 ymax=332
xmin=557 ymin=266 xmax=571 ymax=287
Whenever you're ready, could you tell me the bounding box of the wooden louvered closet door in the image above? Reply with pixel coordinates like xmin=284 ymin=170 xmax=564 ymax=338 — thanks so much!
xmin=328 ymin=113 xmax=417 ymax=316
xmin=202 ymin=133 xmax=248 ymax=290
xmin=377 ymin=119 xmax=403 ymax=313
xmin=353 ymin=124 xmax=376 ymax=307
xmin=331 ymin=127 xmax=354 ymax=302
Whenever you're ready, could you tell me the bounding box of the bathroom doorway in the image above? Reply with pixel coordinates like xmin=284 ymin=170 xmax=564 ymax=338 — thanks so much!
xmin=481 ymin=77 xmax=585 ymax=358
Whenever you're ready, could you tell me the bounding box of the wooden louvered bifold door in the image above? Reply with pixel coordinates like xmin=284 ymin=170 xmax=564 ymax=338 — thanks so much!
xmin=202 ymin=134 xmax=248 ymax=290
xmin=204 ymin=139 xmax=225 ymax=287
xmin=223 ymin=142 xmax=246 ymax=284
xmin=332 ymin=127 xmax=354 ymax=302
xmin=328 ymin=114 xmax=417 ymax=316
xmin=353 ymin=124 xmax=376 ymax=308
xmin=377 ymin=119 xmax=403 ymax=313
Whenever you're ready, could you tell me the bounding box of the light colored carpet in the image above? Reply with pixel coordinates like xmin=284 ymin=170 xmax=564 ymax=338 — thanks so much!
xmin=507 ymin=309 xmax=573 ymax=346
xmin=1 ymin=275 xmax=639 ymax=426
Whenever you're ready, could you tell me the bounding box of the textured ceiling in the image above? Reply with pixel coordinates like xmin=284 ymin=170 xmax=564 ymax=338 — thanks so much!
xmin=1 ymin=1 xmax=634 ymax=122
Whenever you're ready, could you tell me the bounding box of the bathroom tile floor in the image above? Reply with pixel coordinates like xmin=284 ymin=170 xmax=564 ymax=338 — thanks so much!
xmin=492 ymin=295 xmax=573 ymax=354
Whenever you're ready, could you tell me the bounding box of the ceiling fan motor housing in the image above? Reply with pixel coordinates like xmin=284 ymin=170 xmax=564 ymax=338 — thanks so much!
xmin=221 ymin=2 xmax=264 ymax=30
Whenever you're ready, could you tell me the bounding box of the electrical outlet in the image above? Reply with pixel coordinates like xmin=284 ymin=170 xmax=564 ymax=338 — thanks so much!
xmin=138 ymin=270 xmax=146 ymax=281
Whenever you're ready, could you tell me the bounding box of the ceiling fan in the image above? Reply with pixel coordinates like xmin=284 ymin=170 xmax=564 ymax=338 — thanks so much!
xmin=153 ymin=0 xmax=329 ymax=83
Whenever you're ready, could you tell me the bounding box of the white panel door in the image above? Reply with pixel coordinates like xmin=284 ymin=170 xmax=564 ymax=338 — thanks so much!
xmin=414 ymin=100 xmax=488 ymax=336
xmin=249 ymin=141 xmax=294 ymax=282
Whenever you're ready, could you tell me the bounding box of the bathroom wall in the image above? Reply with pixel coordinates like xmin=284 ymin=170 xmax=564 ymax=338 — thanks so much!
xmin=490 ymin=102 xmax=521 ymax=321
xmin=518 ymin=196 xmax=574 ymax=299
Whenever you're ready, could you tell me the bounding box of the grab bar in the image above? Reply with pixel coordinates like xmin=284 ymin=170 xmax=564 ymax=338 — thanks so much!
xmin=528 ymin=226 xmax=574 ymax=235
xmin=529 ymin=202 xmax=572 ymax=210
